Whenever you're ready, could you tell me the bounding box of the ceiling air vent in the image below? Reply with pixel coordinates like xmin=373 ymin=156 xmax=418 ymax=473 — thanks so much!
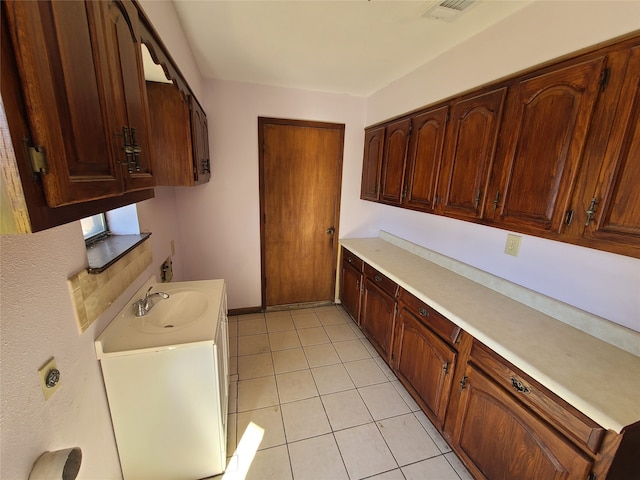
xmin=421 ymin=0 xmax=476 ymax=21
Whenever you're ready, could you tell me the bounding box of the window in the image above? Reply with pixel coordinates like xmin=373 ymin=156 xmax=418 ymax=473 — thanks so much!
xmin=80 ymin=206 xmax=149 ymax=273
xmin=80 ymin=213 xmax=108 ymax=243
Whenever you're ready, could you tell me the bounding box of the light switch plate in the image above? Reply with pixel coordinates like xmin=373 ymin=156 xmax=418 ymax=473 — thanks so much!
xmin=504 ymin=234 xmax=522 ymax=256
xmin=38 ymin=357 xmax=61 ymax=400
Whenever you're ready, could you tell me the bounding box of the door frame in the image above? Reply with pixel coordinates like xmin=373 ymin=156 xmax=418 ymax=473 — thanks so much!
xmin=258 ymin=117 xmax=345 ymax=310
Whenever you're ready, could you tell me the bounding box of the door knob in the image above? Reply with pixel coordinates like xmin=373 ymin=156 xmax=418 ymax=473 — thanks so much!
xmin=326 ymin=227 xmax=335 ymax=235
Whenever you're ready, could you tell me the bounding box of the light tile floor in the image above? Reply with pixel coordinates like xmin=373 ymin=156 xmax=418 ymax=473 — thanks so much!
xmin=214 ymin=305 xmax=473 ymax=480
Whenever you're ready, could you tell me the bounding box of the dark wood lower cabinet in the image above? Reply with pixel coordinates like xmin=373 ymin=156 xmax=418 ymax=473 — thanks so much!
xmin=340 ymin=248 xmax=363 ymax=323
xmin=360 ymin=266 xmax=398 ymax=361
xmin=453 ymin=363 xmax=592 ymax=480
xmin=393 ymin=305 xmax=456 ymax=429
xmin=340 ymin=249 xmax=639 ymax=480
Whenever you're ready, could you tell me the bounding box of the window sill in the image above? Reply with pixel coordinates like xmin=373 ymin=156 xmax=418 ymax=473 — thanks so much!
xmin=86 ymin=232 xmax=151 ymax=274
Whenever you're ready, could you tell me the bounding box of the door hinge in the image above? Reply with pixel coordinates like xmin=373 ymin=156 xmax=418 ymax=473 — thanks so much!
xmin=600 ymin=67 xmax=611 ymax=91
xmin=25 ymin=141 xmax=48 ymax=175
xmin=587 ymin=473 xmax=596 ymax=480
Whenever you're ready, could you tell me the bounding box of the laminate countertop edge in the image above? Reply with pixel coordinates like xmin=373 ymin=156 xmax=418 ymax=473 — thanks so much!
xmin=340 ymin=236 xmax=640 ymax=433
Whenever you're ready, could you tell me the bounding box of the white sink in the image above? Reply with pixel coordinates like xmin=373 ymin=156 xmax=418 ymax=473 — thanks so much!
xmin=95 ymin=277 xmax=226 ymax=358
xmin=134 ymin=289 xmax=210 ymax=333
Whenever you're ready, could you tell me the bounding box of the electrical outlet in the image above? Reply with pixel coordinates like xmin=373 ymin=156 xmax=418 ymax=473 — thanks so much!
xmin=504 ymin=234 xmax=522 ymax=257
xmin=160 ymin=257 xmax=173 ymax=283
xmin=38 ymin=357 xmax=61 ymax=400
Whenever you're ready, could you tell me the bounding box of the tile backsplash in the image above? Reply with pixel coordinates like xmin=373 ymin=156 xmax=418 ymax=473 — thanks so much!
xmin=68 ymin=240 xmax=152 ymax=333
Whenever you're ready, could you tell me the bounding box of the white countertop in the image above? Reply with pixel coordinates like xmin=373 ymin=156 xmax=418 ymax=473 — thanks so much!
xmin=95 ymin=278 xmax=226 ymax=358
xmin=340 ymin=236 xmax=640 ymax=433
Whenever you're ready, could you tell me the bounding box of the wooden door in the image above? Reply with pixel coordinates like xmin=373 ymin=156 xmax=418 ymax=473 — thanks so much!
xmin=403 ymin=106 xmax=448 ymax=212
xmin=453 ymin=364 xmax=592 ymax=480
xmin=4 ymin=0 xmax=123 ymax=206
xmin=360 ymin=126 xmax=385 ymax=201
xmin=259 ymin=118 xmax=344 ymax=308
xmin=380 ymin=118 xmax=411 ymax=205
xmin=583 ymin=46 xmax=640 ymax=253
xmin=437 ymin=88 xmax=506 ymax=220
xmin=489 ymin=57 xmax=606 ymax=233
xmin=393 ymin=306 xmax=456 ymax=429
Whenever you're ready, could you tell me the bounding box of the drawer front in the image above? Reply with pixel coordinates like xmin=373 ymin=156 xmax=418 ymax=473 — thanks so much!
xmin=398 ymin=288 xmax=461 ymax=346
xmin=364 ymin=264 xmax=398 ymax=297
xmin=470 ymin=341 xmax=605 ymax=454
xmin=342 ymin=247 xmax=364 ymax=272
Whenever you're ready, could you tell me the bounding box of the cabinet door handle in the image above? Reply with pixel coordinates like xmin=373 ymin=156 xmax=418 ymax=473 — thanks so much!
xmin=347 ymin=257 xmax=353 ymax=264
xmin=460 ymin=375 xmax=468 ymax=391
xmin=510 ymin=376 xmax=531 ymax=394
xmin=374 ymin=275 xmax=383 ymax=282
xmin=493 ymin=191 xmax=501 ymax=212
xmin=418 ymin=307 xmax=429 ymax=317
xmin=443 ymin=362 xmax=449 ymax=375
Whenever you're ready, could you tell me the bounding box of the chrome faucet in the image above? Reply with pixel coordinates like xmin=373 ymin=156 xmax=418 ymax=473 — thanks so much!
xmin=133 ymin=286 xmax=170 ymax=317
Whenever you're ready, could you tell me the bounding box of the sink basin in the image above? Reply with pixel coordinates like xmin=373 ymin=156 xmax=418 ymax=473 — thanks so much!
xmin=134 ymin=289 xmax=209 ymax=333
xmin=95 ymin=277 xmax=227 ymax=358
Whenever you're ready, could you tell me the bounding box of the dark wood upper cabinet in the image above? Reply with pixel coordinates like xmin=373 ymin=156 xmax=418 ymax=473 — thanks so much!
xmin=360 ymin=33 xmax=640 ymax=258
xmin=488 ymin=57 xmax=606 ymax=234
xmin=403 ymin=106 xmax=448 ymax=212
xmin=437 ymin=88 xmax=506 ymax=221
xmin=103 ymin=0 xmax=154 ymax=192
xmin=146 ymin=83 xmax=210 ymax=186
xmin=190 ymin=95 xmax=211 ymax=185
xmin=379 ymin=118 xmax=411 ymax=205
xmin=581 ymin=46 xmax=640 ymax=253
xmin=3 ymin=0 xmax=126 ymax=206
xmin=360 ymin=126 xmax=385 ymax=201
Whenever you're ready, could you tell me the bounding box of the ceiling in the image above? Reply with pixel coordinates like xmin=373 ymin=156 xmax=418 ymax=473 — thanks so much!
xmin=170 ymin=0 xmax=533 ymax=96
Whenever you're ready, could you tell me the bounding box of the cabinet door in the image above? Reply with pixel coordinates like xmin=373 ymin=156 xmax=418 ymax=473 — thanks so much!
xmin=4 ymin=0 xmax=124 ymax=206
xmin=340 ymin=260 xmax=362 ymax=324
xmin=103 ymin=0 xmax=154 ymax=191
xmin=453 ymin=364 xmax=592 ymax=480
xmin=361 ymin=126 xmax=385 ymax=201
xmin=489 ymin=57 xmax=606 ymax=233
xmin=146 ymin=82 xmax=193 ymax=186
xmin=583 ymin=46 xmax=640 ymax=253
xmin=191 ymin=96 xmax=211 ymax=185
xmin=380 ymin=118 xmax=411 ymax=205
xmin=403 ymin=106 xmax=448 ymax=212
xmin=393 ymin=306 xmax=456 ymax=429
xmin=361 ymin=276 xmax=396 ymax=360
xmin=438 ymin=88 xmax=506 ymax=220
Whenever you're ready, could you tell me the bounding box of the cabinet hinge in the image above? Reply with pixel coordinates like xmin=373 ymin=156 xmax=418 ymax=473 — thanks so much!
xmin=445 ymin=112 xmax=450 ymax=123
xmin=24 ymin=141 xmax=48 ymax=175
xmin=600 ymin=67 xmax=611 ymax=91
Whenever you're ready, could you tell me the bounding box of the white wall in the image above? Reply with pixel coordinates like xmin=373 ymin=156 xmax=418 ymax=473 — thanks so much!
xmin=363 ymin=0 xmax=640 ymax=332
xmin=174 ymin=80 xmax=367 ymax=309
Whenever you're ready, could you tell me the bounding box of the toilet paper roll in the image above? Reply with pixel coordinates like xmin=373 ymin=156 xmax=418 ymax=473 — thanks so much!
xmin=29 ymin=448 xmax=82 ymax=480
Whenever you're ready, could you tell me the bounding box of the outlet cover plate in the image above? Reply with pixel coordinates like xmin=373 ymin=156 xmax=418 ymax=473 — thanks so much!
xmin=504 ymin=234 xmax=522 ymax=257
xmin=38 ymin=357 xmax=61 ymax=400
